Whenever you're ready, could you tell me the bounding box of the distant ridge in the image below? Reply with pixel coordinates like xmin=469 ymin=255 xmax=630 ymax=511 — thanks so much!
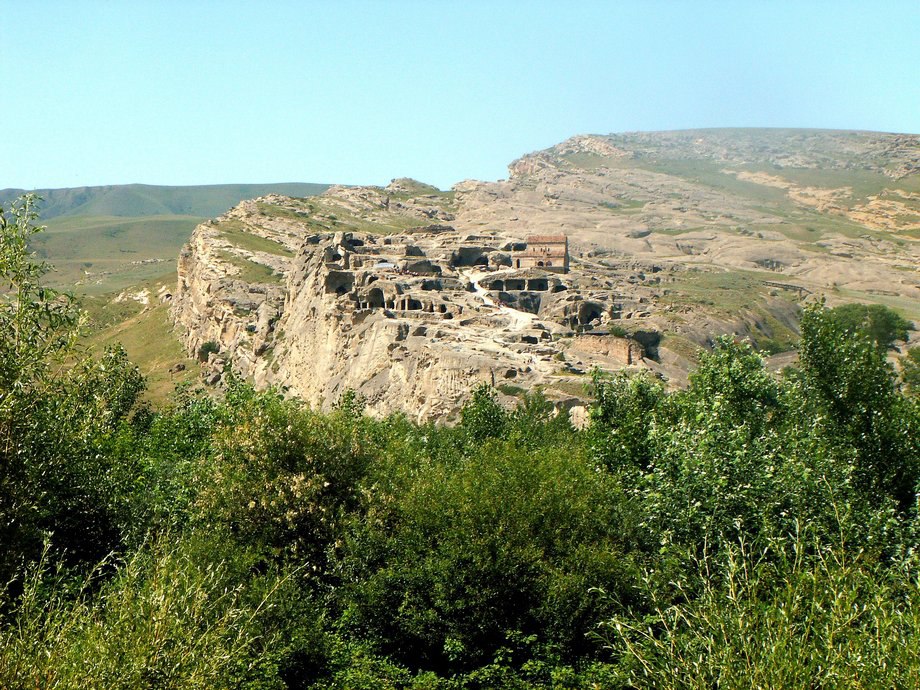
xmin=0 ymin=182 xmax=330 ymax=220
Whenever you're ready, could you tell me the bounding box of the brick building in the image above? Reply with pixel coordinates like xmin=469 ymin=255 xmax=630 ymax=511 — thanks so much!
xmin=512 ymin=234 xmax=568 ymax=273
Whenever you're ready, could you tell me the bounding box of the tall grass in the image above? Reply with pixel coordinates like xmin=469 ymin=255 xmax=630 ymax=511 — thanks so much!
xmin=0 ymin=537 xmax=294 ymax=689
xmin=602 ymin=527 xmax=920 ymax=689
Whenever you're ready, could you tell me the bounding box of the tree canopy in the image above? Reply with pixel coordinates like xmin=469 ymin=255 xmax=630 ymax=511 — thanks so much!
xmin=1 ymin=196 xmax=918 ymax=688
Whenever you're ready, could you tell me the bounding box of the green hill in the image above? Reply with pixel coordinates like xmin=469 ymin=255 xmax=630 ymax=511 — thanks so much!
xmin=30 ymin=214 xmax=202 ymax=292
xmin=0 ymin=182 xmax=330 ymax=220
xmin=0 ymin=182 xmax=330 ymax=292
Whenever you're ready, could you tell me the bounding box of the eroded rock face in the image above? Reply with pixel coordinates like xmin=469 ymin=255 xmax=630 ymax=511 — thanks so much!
xmin=173 ymin=130 xmax=920 ymax=419
xmin=174 ymin=211 xmax=652 ymax=420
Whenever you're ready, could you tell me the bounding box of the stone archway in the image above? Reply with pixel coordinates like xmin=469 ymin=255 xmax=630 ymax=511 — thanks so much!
xmin=367 ymin=287 xmax=385 ymax=309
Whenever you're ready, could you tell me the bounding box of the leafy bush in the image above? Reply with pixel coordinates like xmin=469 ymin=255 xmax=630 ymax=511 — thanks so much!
xmin=587 ymin=369 xmax=667 ymax=473
xmin=602 ymin=531 xmax=920 ymax=689
xmin=0 ymin=196 xmax=145 ymax=579
xmin=825 ymin=302 xmax=912 ymax=350
xmin=190 ymin=382 xmax=372 ymax=570
xmin=459 ymin=382 xmax=508 ymax=443
xmin=197 ymin=339 xmax=220 ymax=361
xmin=26 ymin=345 xmax=146 ymax=566
xmin=334 ymin=427 xmax=640 ymax=676
xmin=799 ymin=302 xmax=919 ymax=509
xmin=581 ymin=306 xmax=920 ymax=686
xmin=901 ymin=346 xmax=920 ymax=394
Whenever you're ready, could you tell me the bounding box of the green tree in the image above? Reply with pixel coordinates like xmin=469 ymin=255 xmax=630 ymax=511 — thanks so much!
xmin=29 ymin=345 xmax=145 ymax=565
xmin=189 ymin=384 xmax=372 ymax=570
xmin=634 ymin=339 xmax=793 ymax=557
xmin=587 ymin=369 xmax=666 ymax=473
xmin=798 ymin=302 xmax=919 ymax=509
xmin=459 ymin=383 xmax=508 ymax=444
xmin=0 ymin=195 xmax=145 ymax=578
xmin=824 ymin=302 xmax=912 ymax=350
xmin=335 ymin=429 xmax=638 ymax=676
xmin=0 ymin=195 xmax=84 ymax=578
xmin=901 ymin=346 xmax=920 ymax=394
xmin=0 ymin=195 xmax=83 ymax=399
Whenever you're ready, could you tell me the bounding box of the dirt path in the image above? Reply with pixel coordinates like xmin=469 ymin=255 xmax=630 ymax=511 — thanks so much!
xmin=462 ymin=268 xmax=538 ymax=331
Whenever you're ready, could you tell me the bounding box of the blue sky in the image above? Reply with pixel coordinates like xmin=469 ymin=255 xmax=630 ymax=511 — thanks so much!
xmin=2 ymin=1 xmax=918 ymax=190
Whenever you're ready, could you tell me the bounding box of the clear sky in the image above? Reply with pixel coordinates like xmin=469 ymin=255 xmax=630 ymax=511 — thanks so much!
xmin=2 ymin=0 xmax=918 ymax=190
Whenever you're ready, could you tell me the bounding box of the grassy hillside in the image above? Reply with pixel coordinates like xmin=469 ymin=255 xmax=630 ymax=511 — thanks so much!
xmin=81 ymin=278 xmax=202 ymax=404
xmin=0 ymin=182 xmax=330 ymax=219
xmin=547 ymin=128 xmax=920 ymax=330
xmin=31 ymin=214 xmax=203 ymax=292
xmin=0 ymin=183 xmax=325 ymax=394
xmin=0 ymin=182 xmax=329 ymax=292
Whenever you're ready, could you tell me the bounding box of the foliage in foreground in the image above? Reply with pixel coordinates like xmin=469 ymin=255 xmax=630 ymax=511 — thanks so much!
xmin=0 ymin=536 xmax=301 ymax=689
xmin=603 ymin=529 xmax=920 ymax=689
xmin=1 ymin=196 xmax=919 ymax=688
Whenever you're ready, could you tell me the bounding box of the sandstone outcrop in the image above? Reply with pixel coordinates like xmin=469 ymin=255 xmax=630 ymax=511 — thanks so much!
xmin=174 ymin=200 xmax=654 ymax=420
xmin=173 ymin=130 xmax=920 ymax=419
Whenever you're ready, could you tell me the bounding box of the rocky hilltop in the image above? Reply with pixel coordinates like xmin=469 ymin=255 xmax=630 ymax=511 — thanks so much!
xmin=172 ymin=129 xmax=920 ymax=420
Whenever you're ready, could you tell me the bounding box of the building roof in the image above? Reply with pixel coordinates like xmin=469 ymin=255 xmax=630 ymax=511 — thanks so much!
xmin=525 ymin=234 xmax=567 ymax=244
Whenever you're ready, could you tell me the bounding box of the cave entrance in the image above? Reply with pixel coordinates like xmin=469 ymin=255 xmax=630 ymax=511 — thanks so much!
xmin=578 ymin=303 xmax=602 ymax=325
xmin=367 ymin=287 xmax=385 ymax=309
xmin=527 ymin=278 xmax=548 ymax=292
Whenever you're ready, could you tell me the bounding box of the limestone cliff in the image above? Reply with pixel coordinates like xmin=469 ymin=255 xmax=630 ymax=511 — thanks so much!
xmin=173 ymin=130 xmax=920 ymax=419
xmin=173 ymin=190 xmax=651 ymax=420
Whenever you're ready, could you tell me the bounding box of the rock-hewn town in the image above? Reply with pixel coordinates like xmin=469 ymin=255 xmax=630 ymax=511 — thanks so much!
xmin=173 ymin=130 xmax=920 ymax=420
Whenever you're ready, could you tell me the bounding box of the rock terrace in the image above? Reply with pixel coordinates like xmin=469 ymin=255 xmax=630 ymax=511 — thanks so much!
xmin=172 ymin=130 xmax=920 ymax=420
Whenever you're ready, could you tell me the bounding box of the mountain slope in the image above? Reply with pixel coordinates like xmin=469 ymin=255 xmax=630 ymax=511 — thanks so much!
xmin=0 ymin=182 xmax=330 ymax=220
xmin=1 ymin=183 xmax=330 ymax=292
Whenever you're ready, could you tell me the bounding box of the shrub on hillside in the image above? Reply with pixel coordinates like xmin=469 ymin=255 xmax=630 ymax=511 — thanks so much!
xmin=190 ymin=382 xmax=373 ymax=571
xmin=197 ymin=339 xmax=219 ymax=362
xmin=0 ymin=534 xmax=311 ymax=689
xmin=0 ymin=195 xmax=145 ymax=579
xmin=825 ymin=302 xmax=912 ymax=350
